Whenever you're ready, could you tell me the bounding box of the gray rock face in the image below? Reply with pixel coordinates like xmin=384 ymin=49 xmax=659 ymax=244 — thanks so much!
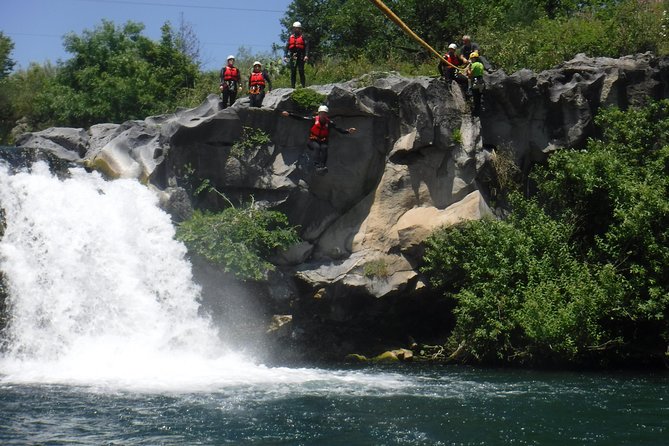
xmin=14 ymin=53 xmax=669 ymax=358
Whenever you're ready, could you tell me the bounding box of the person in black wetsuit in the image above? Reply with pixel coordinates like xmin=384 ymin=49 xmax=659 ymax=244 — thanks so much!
xmin=219 ymin=55 xmax=242 ymax=108
xmin=248 ymin=61 xmax=272 ymax=108
xmin=284 ymin=21 xmax=309 ymax=89
xmin=281 ymin=105 xmax=357 ymax=173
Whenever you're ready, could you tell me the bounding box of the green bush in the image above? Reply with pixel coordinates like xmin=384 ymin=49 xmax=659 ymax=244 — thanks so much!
xmin=363 ymin=259 xmax=389 ymax=278
xmin=422 ymin=100 xmax=669 ymax=367
xmin=479 ymin=0 xmax=666 ymax=73
xmin=422 ymin=196 xmax=625 ymax=365
xmin=230 ymin=126 xmax=272 ymax=158
xmin=532 ymin=100 xmax=669 ymax=359
xmin=289 ymin=88 xmax=327 ymax=112
xmin=176 ymin=205 xmax=300 ymax=281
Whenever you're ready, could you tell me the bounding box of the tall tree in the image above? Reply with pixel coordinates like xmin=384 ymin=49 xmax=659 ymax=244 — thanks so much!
xmin=44 ymin=20 xmax=199 ymax=128
xmin=0 ymin=32 xmax=16 ymax=78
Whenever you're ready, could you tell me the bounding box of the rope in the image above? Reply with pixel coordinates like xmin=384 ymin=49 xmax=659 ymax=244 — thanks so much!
xmin=368 ymin=0 xmax=467 ymax=72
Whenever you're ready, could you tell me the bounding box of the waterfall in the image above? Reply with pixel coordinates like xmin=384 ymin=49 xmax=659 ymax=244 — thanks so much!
xmin=0 ymin=162 xmax=407 ymax=393
xmin=0 ymin=162 xmax=247 ymax=389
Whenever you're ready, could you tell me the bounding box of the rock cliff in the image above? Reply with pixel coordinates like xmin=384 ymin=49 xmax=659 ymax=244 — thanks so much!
xmin=14 ymin=52 xmax=669 ymax=361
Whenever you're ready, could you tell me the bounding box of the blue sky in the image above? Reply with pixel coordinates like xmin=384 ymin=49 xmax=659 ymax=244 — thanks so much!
xmin=0 ymin=0 xmax=294 ymax=72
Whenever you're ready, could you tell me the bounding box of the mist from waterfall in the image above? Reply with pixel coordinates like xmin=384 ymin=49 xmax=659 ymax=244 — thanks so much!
xmin=0 ymin=162 xmax=404 ymax=393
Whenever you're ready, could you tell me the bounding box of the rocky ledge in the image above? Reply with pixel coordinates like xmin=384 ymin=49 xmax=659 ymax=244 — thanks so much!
xmin=15 ymin=52 xmax=669 ymax=362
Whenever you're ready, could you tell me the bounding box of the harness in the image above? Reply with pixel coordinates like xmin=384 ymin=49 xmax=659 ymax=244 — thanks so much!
xmin=289 ymin=34 xmax=305 ymax=51
xmin=309 ymin=116 xmax=330 ymax=142
xmin=249 ymin=71 xmax=265 ymax=94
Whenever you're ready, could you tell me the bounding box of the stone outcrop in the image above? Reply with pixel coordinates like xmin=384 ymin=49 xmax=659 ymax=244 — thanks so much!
xmin=14 ymin=52 xmax=669 ymax=360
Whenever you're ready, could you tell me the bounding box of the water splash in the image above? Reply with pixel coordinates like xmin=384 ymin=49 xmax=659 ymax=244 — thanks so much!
xmin=0 ymin=162 xmax=407 ymax=393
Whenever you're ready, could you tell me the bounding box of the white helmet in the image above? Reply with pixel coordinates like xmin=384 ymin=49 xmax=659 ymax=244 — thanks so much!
xmin=448 ymin=43 xmax=457 ymax=50
xmin=253 ymin=61 xmax=262 ymax=67
xmin=292 ymin=21 xmax=302 ymax=28
xmin=227 ymin=55 xmax=235 ymax=61
xmin=318 ymin=105 xmax=329 ymax=113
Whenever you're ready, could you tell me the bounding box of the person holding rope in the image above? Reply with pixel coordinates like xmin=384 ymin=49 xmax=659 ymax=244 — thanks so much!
xmin=281 ymin=105 xmax=357 ymax=174
xmin=460 ymin=35 xmax=492 ymax=71
xmin=439 ymin=43 xmax=467 ymax=84
xmin=248 ymin=61 xmax=272 ymax=108
xmin=466 ymin=51 xmax=485 ymax=117
xmin=284 ymin=21 xmax=309 ymax=89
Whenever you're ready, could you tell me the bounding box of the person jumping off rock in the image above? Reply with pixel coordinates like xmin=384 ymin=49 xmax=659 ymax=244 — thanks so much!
xmin=284 ymin=21 xmax=309 ymax=89
xmin=248 ymin=61 xmax=272 ymax=108
xmin=219 ymin=55 xmax=242 ymax=109
xmin=281 ymin=105 xmax=357 ymax=174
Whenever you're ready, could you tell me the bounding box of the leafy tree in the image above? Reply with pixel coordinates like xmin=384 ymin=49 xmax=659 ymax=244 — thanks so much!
xmin=281 ymin=0 xmax=664 ymax=73
xmin=422 ymin=196 xmax=625 ymax=365
xmin=0 ymin=32 xmax=16 ymax=79
xmin=176 ymin=205 xmax=300 ymax=281
xmin=174 ymin=13 xmax=202 ymax=68
xmin=40 ymin=20 xmax=199 ymax=128
xmin=532 ymin=100 xmax=669 ymax=361
xmin=422 ymin=100 xmax=669 ymax=367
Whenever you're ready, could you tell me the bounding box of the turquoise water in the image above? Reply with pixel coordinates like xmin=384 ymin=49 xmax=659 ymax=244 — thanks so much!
xmin=1 ymin=366 xmax=667 ymax=445
xmin=1 ymin=158 xmax=667 ymax=445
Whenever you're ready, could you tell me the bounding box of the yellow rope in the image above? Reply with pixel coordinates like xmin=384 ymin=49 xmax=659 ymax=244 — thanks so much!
xmin=368 ymin=0 xmax=466 ymax=72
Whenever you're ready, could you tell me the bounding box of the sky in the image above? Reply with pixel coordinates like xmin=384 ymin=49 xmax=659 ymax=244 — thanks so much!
xmin=0 ymin=0 xmax=295 ymax=72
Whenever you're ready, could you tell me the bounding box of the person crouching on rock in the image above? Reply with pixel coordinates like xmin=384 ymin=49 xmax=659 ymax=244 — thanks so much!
xmin=281 ymin=105 xmax=357 ymax=173
xmin=439 ymin=43 xmax=467 ymax=85
xmin=248 ymin=61 xmax=272 ymax=108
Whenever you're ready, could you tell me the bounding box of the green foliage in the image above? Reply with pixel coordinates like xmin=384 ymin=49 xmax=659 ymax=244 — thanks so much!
xmin=290 ymin=88 xmax=327 ymax=111
xmin=230 ymin=126 xmax=272 ymax=158
xmin=0 ymin=32 xmax=15 ymax=79
xmin=0 ymin=62 xmax=59 ymax=143
xmin=176 ymin=205 xmax=300 ymax=281
xmin=282 ymin=0 xmax=666 ymax=75
xmin=479 ymin=0 xmax=665 ymax=72
xmin=53 ymin=20 xmax=199 ymax=127
xmin=422 ymin=197 xmax=625 ymax=365
xmin=422 ymin=100 xmax=669 ymax=367
xmin=175 ymin=70 xmax=220 ymax=108
xmin=363 ymin=259 xmax=389 ymax=278
xmin=490 ymin=145 xmax=522 ymax=193
xmin=451 ymin=128 xmax=462 ymax=145
xmin=532 ymin=100 xmax=669 ymax=354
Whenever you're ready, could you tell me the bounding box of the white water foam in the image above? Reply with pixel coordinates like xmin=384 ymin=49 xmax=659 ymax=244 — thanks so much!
xmin=0 ymin=163 xmax=406 ymax=393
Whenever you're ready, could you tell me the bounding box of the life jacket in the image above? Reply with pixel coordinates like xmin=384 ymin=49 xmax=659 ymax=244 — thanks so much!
xmin=445 ymin=53 xmax=461 ymax=66
xmin=289 ymin=34 xmax=305 ymax=51
xmin=309 ymin=116 xmax=330 ymax=142
xmin=223 ymin=66 xmax=239 ymax=81
xmin=250 ymin=71 xmax=265 ymax=87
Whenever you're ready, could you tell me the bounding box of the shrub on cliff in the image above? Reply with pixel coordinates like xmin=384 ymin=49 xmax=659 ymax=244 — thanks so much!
xmin=422 ymin=196 xmax=625 ymax=366
xmin=176 ymin=205 xmax=300 ymax=281
xmin=422 ymin=100 xmax=669 ymax=367
xmin=290 ymin=88 xmax=327 ymax=112
xmin=532 ymin=100 xmax=669 ymax=364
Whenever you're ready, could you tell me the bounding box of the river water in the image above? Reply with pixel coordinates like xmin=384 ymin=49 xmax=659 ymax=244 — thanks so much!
xmin=0 ymin=160 xmax=667 ymax=445
xmin=1 ymin=366 xmax=668 ymax=445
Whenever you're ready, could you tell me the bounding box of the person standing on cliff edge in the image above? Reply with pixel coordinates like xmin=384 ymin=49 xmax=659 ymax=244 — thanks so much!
xmin=219 ymin=55 xmax=242 ymax=109
xmin=248 ymin=61 xmax=272 ymax=108
xmin=284 ymin=21 xmax=309 ymax=89
xmin=281 ymin=105 xmax=357 ymax=175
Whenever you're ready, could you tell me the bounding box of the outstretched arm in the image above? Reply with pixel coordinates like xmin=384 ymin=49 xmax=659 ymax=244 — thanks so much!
xmin=330 ymin=120 xmax=357 ymax=134
xmin=281 ymin=111 xmax=312 ymax=121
